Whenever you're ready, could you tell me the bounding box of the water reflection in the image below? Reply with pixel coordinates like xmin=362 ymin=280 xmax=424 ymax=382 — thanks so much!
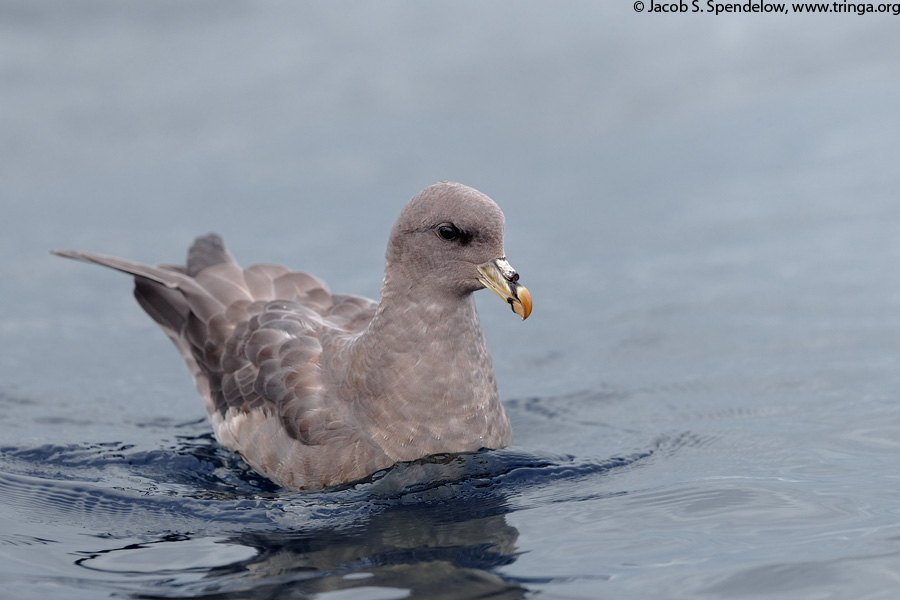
xmin=5 ymin=426 xmax=647 ymax=598
xmin=76 ymin=475 xmax=525 ymax=599
xmin=212 ymin=499 xmax=521 ymax=599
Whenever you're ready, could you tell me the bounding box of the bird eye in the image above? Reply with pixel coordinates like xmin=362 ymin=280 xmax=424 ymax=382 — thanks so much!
xmin=437 ymin=224 xmax=460 ymax=241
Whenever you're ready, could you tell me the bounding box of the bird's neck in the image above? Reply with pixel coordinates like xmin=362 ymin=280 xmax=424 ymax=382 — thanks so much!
xmin=341 ymin=270 xmax=510 ymax=460
xmin=362 ymin=274 xmax=490 ymax=384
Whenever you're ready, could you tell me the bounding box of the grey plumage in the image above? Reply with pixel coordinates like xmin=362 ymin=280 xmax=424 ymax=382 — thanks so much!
xmin=52 ymin=182 xmax=531 ymax=490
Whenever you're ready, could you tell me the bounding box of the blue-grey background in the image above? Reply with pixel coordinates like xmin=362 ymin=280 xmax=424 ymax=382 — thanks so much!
xmin=2 ymin=2 xmax=900 ymax=599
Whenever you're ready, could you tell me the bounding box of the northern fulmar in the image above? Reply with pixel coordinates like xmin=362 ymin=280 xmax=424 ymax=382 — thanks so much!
xmin=53 ymin=182 xmax=532 ymax=490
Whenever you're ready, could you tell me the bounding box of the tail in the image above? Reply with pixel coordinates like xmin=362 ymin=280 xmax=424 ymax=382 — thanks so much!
xmin=51 ymin=234 xmax=235 ymax=336
xmin=185 ymin=233 xmax=235 ymax=276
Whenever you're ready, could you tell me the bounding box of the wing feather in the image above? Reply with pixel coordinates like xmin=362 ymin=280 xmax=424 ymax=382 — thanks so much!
xmin=53 ymin=236 xmax=391 ymax=489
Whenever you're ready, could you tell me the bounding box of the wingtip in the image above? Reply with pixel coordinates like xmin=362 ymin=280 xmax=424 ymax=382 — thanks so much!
xmin=50 ymin=249 xmax=80 ymax=260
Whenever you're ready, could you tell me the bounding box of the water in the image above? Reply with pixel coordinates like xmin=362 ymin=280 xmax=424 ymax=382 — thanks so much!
xmin=3 ymin=2 xmax=900 ymax=598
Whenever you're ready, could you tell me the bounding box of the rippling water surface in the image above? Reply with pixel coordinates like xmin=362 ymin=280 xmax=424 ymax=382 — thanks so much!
xmin=3 ymin=2 xmax=900 ymax=599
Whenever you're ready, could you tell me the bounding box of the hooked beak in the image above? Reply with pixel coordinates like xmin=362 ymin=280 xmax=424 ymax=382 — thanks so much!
xmin=476 ymin=258 xmax=532 ymax=320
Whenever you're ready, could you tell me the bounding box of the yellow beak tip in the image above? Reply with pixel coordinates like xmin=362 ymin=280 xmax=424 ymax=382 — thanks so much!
xmin=513 ymin=285 xmax=532 ymax=320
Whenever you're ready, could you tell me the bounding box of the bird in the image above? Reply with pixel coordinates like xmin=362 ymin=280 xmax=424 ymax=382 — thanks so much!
xmin=52 ymin=182 xmax=532 ymax=490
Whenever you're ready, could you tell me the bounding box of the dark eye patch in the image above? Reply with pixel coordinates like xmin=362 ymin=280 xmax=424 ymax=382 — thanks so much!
xmin=435 ymin=223 xmax=472 ymax=245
